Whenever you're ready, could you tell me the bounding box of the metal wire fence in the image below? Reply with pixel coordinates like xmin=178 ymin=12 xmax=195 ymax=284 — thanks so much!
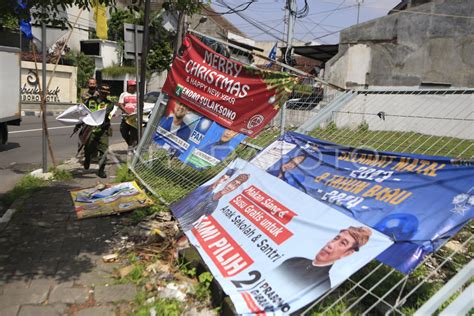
xmin=296 ymin=87 xmax=473 ymax=315
xmin=130 ymin=32 xmax=473 ymax=314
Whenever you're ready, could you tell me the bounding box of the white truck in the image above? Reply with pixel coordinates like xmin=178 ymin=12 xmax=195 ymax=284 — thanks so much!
xmin=0 ymin=46 xmax=22 ymax=144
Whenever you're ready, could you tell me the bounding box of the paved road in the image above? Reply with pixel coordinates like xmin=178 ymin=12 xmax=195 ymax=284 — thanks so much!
xmin=0 ymin=116 xmax=125 ymax=194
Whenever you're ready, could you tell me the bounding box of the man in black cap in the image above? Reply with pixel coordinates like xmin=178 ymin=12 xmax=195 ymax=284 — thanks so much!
xmin=81 ymin=78 xmax=99 ymax=103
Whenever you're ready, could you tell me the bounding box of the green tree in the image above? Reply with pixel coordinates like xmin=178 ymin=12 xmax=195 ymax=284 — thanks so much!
xmin=108 ymin=8 xmax=134 ymax=41
xmin=64 ymin=51 xmax=95 ymax=100
xmin=108 ymin=8 xmax=175 ymax=72
xmin=162 ymin=0 xmax=204 ymax=15
xmin=148 ymin=42 xmax=172 ymax=72
xmin=0 ymin=0 xmax=116 ymax=28
xmin=0 ymin=13 xmax=18 ymax=32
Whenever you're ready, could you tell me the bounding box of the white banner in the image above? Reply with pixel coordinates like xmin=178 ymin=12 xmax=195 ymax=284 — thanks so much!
xmin=56 ymin=104 xmax=106 ymax=126
xmin=171 ymin=158 xmax=393 ymax=314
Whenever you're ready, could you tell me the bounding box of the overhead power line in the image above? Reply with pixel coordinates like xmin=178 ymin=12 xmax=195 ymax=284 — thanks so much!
xmin=217 ymin=0 xmax=284 ymax=41
xmin=201 ymin=1 xmax=256 ymax=16
xmin=300 ymin=0 xmax=347 ymax=41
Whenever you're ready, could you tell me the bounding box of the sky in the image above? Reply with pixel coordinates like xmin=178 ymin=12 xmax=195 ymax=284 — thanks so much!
xmin=210 ymin=0 xmax=401 ymax=44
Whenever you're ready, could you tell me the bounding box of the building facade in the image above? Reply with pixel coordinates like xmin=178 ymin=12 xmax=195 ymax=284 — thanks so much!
xmin=325 ymin=0 xmax=474 ymax=88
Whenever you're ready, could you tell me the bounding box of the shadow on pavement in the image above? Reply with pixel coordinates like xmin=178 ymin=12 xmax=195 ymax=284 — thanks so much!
xmin=0 ymin=184 xmax=126 ymax=284
xmin=0 ymin=143 xmax=21 ymax=152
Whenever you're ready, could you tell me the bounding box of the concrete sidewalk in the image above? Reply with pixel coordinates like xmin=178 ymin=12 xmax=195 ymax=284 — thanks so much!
xmin=0 ymin=143 xmax=138 ymax=316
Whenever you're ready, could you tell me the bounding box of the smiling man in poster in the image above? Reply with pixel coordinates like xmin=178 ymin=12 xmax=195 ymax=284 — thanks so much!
xmin=153 ymin=98 xmax=192 ymax=152
xmin=272 ymin=226 xmax=372 ymax=300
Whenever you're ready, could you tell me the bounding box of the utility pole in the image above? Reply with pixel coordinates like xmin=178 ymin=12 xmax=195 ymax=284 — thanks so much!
xmin=281 ymin=0 xmax=296 ymax=136
xmin=138 ymin=0 xmax=151 ymax=141
xmin=284 ymin=0 xmax=296 ymax=65
xmin=173 ymin=11 xmax=185 ymax=58
xmin=41 ymin=20 xmax=47 ymax=172
xmin=134 ymin=24 xmax=140 ymax=126
xmin=357 ymin=0 xmax=364 ymax=24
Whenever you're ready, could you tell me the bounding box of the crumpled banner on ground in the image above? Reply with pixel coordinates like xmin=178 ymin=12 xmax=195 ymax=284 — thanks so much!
xmin=70 ymin=181 xmax=153 ymax=219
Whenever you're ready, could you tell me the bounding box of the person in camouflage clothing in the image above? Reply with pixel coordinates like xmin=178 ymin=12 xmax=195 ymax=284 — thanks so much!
xmin=82 ymin=83 xmax=114 ymax=178
xmin=80 ymin=78 xmax=99 ymax=103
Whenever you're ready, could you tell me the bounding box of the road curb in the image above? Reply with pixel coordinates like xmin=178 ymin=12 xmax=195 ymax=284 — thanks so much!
xmin=0 ymin=208 xmax=16 ymax=224
xmin=0 ymin=197 xmax=23 ymax=231
xmin=21 ymin=110 xmax=62 ymax=117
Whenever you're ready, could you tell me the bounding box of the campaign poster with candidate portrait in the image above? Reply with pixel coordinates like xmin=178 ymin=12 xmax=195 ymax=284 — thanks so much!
xmin=180 ymin=123 xmax=247 ymax=169
xmin=170 ymin=158 xmax=392 ymax=315
xmin=152 ymin=97 xmax=208 ymax=155
xmin=251 ymin=131 xmax=474 ymax=274
xmin=152 ymin=96 xmax=246 ymax=168
xmin=162 ymin=34 xmax=299 ymax=136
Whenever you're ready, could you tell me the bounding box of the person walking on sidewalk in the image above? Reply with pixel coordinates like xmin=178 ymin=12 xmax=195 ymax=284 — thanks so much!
xmin=116 ymin=80 xmax=138 ymax=148
xmin=82 ymin=83 xmax=114 ymax=178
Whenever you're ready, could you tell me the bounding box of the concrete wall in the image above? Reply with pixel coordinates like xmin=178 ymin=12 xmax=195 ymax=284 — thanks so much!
xmin=147 ymin=70 xmax=168 ymax=92
xmin=82 ymin=40 xmax=120 ymax=70
xmin=31 ymin=6 xmax=92 ymax=52
xmin=332 ymin=91 xmax=474 ymax=140
xmin=189 ymin=15 xmax=232 ymax=40
xmin=100 ymin=41 xmax=120 ymax=68
xmin=21 ymin=61 xmax=77 ymax=106
xmin=326 ymin=0 xmax=474 ymax=88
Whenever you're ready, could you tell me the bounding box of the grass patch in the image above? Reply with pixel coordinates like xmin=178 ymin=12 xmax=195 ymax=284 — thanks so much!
xmin=49 ymin=167 xmax=73 ymax=181
xmin=101 ymin=65 xmax=152 ymax=80
xmin=134 ymin=290 xmax=148 ymax=306
xmin=124 ymin=264 xmax=146 ymax=285
xmin=177 ymin=257 xmax=197 ymax=278
xmin=130 ymin=203 xmax=169 ymax=223
xmin=135 ymin=298 xmax=184 ymax=316
xmin=1 ymin=175 xmax=48 ymax=208
xmin=101 ymin=65 xmax=136 ymax=78
xmin=309 ymin=122 xmax=474 ymax=158
xmin=114 ymin=163 xmax=136 ymax=183
xmin=192 ymin=272 xmax=213 ymax=302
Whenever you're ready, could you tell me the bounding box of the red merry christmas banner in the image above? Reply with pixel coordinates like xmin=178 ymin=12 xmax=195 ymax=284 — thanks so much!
xmin=162 ymin=34 xmax=298 ymax=136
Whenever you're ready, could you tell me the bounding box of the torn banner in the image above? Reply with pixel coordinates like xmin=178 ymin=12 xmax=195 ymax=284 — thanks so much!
xmin=170 ymin=158 xmax=392 ymax=314
xmin=56 ymin=103 xmax=106 ymax=126
xmin=251 ymin=131 xmax=474 ymax=273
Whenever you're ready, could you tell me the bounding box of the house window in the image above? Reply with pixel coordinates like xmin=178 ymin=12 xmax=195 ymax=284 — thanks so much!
xmin=81 ymin=42 xmax=100 ymax=56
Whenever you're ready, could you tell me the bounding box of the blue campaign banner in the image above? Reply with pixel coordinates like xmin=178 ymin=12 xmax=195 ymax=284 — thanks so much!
xmin=251 ymin=131 xmax=474 ymax=274
xmin=170 ymin=158 xmax=392 ymax=314
xmin=152 ymin=97 xmax=245 ymax=168
xmin=180 ymin=123 xmax=246 ymax=169
xmin=152 ymin=97 xmax=209 ymax=154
